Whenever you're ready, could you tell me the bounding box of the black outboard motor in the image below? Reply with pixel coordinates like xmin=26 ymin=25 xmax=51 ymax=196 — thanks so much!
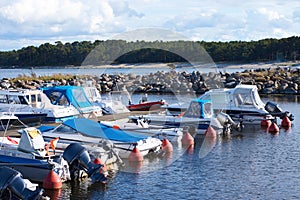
xmin=265 ymin=101 xmax=294 ymax=121
xmin=0 ymin=166 xmax=43 ymax=200
xmin=63 ymin=143 xmax=107 ymax=183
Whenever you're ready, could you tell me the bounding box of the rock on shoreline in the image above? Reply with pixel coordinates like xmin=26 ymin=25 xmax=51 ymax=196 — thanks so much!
xmin=1 ymin=67 xmax=300 ymax=95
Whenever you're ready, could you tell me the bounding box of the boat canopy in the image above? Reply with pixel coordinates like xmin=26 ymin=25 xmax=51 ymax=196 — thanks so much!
xmin=199 ymin=85 xmax=266 ymax=111
xmin=41 ymin=86 xmax=94 ymax=112
xmin=62 ymin=118 xmax=148 ymax=143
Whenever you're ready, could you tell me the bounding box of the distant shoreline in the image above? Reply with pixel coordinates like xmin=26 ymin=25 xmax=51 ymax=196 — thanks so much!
xmin=1 ymin=61 xmax=299 ymax=70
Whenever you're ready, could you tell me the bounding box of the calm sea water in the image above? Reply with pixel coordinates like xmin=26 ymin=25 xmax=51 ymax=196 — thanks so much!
xmin=43 ymin=94 xmax=300 ymax=200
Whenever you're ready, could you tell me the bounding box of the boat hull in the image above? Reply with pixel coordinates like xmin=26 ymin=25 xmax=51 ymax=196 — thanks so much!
xmin=0 ymin=118 xmax=18 ymax=130
xmin=0 ymin=155 xmax=54 ymax=183
xmin=127 ymin=101 xmax=166 ymax=111
xmin=13 ymin=113 xmax=47 ymax=126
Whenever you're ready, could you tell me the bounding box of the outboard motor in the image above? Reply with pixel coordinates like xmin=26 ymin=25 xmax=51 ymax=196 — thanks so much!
xmin=265 ymin=101 xmax=294 ymax=121
xmin=0 ymin=166 xmax=43 ymax=200
xmin=217 ymin=112 xmax=243 ymax=133
xmin=62 ymin=143 xmax=107 ymax=183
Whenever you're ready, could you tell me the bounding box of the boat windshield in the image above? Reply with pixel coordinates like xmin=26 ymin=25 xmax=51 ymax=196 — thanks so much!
xmin=7 ymin=95 xmax=28 ymax=105
xmin=252 ymin=90 xmax=265 ymax=107
xmin=53 ymin=124 xmax=76 ymax=134
xmin=203 ymin=102 xmax=212 ymax=118
xmin=233 ymin=88 xmax=255 ymax=108
xmin=48 ymin=92 xmax=69 ymax=106
xmin=184 ymin=102 xmax=203 ymax=118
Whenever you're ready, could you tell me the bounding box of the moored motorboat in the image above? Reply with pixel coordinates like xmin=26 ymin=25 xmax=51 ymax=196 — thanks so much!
xmin=198 ymin=84 xmax=294 ymax=126
xmin=41 ymin=86 xmax=103 ymax=118
xmin=127 ymin=94 xmax=167 ymax=111
xmin=0 ymin=127 xmax=107 ymax=184
xmin=39 ymin=118 xmax=162 ymax=159
xmin=0 ymin=127 xmax=70 ymax=183
xmin=24 ymin=89 xmax=80 ymax=122
xmin=0 ymin=89 xmax=47 ymax=126
xmin=129 ymin=99 xmax=239 ymax=136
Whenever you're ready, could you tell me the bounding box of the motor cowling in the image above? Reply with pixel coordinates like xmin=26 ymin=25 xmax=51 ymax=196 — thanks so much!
xmin=62 ymin=143 xmax=107 ymax=183
xmin=216 ymin=112 xmax=243 ymax=133
xmin=265 ymin=101 xmax=294 ymax=121
xmin=0 ymin=166 xmax=43 ymax=200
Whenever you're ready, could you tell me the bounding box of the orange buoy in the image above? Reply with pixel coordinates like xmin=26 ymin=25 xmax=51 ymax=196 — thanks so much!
xmin=94 ymin=158 xmax=107 ymax=172
xmin=43 ymin=170 xmax=62 ymax=190
xmin=128 ymin=147 xmax=143 ymax=162
xmin=161 ymin=138 xmax=173 ymax=153
xmin=281 ymin=116 xmax=292 ymax=128
xmin=261 ymin=119 xmax=272 ymax=128
xmin=205 ymin=126 xmax=217 ymax=138
xmin=268 ymin=122 xmax=279 ymax=134
xmin=181 ymin=131 xmax=194 ymax=147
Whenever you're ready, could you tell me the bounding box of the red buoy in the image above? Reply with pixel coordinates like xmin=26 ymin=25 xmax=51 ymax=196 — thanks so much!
xmin=43 ymin=170 xmax=62 ymax=190
xmin=129 ymin=147 xmax=143 ymax=162
xmin=268 ymin=122 xmax=279 ymax=134
xmin=181 ymin=131 xmax=194 ymax=147
xmin=281 ymin=116 xmax=292 ymax=128
xmin=205 ymin=126 xmax=217 ymax=138
xmin=161 ymin=138 xmax=173 ymax=153
xmin=261 ymin=119 xmax=271 ymax=128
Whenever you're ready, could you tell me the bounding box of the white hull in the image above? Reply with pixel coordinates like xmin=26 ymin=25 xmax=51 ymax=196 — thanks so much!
xmin=42 ymin=131 xmax=161 ymax=159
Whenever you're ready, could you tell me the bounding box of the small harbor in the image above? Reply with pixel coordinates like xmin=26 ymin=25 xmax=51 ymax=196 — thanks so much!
xmin=1 ymin=86 xmax=300 ymax=199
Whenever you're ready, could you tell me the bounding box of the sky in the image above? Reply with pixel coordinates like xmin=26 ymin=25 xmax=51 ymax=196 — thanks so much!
xmin=0 ymin=0 xmax=300 ymax=51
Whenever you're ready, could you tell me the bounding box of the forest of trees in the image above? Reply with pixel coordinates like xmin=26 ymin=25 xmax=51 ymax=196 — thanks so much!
xmin=0 ymin=36 xmax=299 ymax=67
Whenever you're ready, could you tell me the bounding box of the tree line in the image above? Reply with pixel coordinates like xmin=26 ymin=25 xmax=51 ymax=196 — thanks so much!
xmin=0 ymin=36 xmax=299 ymax=67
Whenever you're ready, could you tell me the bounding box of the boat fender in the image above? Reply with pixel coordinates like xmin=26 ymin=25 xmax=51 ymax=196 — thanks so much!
xmin=261 ymin=119 xmax=272 ymax=128
xmin=181 ymin=131 xmax=194 ymax=147
xmin=281 ymin=116 xmax=292 ymax=128
xmin=43 ymin=170 xmax=62 ymax=190
xmin=205 ymin=126 xmax=217 ymax=138
xmin=161 ymin=138 xmax=173 ymax=153
xmin=129 ymin=147 xmax=143 ymax=162
xmin=268 ymin=122 xmax=279 ymax=134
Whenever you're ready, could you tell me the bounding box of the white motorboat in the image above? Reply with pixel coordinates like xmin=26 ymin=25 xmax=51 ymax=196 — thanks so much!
xmin=41 ymin=86 xmax=103 ymax=118
xmin=0 ymin=89 xmax=49 ymax=126
xmin=0 ymin=127 xmax=71 ymax=183
xmin=0 ymin=127 xmax=108 ymax=183
xmin=39 ymin=118 xmax=162 ymax=159
xmin=129 ymin=99 xmax=238 ymax=136
xmin=198 ymin=84 xmax=294 ymax=125
xmin=23 ymin=89 xmax=80 ymax=122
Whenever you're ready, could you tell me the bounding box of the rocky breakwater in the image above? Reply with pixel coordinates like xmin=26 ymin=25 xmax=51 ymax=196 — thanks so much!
xmin=1 ymin=67 xmax=300 ymax=95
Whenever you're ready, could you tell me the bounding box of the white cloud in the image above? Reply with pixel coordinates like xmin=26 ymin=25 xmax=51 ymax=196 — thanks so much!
xmin=0 ymin=0 xmax=144 ymax=44
xmin=0 ymin=0 xmax=300 ymax=50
